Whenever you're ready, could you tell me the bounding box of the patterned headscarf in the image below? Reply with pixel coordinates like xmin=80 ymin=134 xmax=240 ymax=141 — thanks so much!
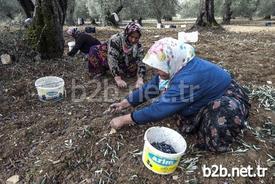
xmin=124 ymin=22 xmax=141 ymax=37
xmin=122 ymin=22 xmax=141 ymax=54
xmin=66 ymin=27 xmax=80 ymax=37
xmin=143 ymin=37 xmax=195 ymax=89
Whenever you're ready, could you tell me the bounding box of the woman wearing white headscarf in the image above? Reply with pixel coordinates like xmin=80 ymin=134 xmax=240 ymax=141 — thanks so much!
xmin=109 ymin=37 xmax=250 ymax=153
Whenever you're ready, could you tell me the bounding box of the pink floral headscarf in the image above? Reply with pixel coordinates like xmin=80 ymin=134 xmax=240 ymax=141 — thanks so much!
xmin=143 ymin=37 xmax=195 ymax=79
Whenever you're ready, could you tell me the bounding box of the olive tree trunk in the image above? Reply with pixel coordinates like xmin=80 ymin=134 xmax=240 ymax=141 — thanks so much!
xmin=222 ymin=0 xmax=232 ymax=24
xmin=28 ymin=0 xmax=67 ymax=59
xmin=194 ymin=0 xmax=219 ymax=27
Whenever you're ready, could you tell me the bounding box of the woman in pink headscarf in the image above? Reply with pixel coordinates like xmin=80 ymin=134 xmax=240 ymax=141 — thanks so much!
xmin=88 ymin=22 xmax=146 ymax=88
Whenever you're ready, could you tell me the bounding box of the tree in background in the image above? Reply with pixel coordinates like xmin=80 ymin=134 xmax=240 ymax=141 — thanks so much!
xmin=27 ymin=0 xmax=67 ymax=59
xmin=147 ymin=0 xmax=177 ymax=23
xmin=85 ymin=0 xmax=123 ymax=26
xmin=120 ymin=0 xmax=148 ymax=21
xmin=179 ymin=0 xmax=200 ymax=18
xmin=84 ymin=0 xmax=177 ymax=25
xmin=163 ymin=1 xmax=177 ymax=21
xmin=74 ymin=0 xmax=90 ymax=20
xmin=222 ymin=0 xmax=232 ymax=24
xmin=0 ymin=0 xmax=22 ymax=20
xmin=86 ymin=0 xmax=101 ymax=23
xmin=257 ymin=0 xmax=275 ymax=19
xmin=66 ymin=0 xmax=75 ymax=25
xmin=193 ymin=0 xmax=219 ymax=28
xmin=232 ymin=0 xmax=259 ymax=20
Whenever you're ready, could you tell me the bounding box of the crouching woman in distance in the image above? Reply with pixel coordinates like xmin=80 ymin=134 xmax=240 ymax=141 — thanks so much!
xmin=66 ymin=27 xmax=101 ymax=56
xmin=109 ymin=37 xmax=250 ymax=153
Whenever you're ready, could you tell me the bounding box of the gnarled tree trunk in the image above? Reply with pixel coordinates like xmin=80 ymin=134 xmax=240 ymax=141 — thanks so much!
xmin=28 ymin=0 xmax=67 ymax=59
xmin=194 ymin=0 xmax=219 ymax=27
xmin=222 ymin=0 xmax=232 ymax=24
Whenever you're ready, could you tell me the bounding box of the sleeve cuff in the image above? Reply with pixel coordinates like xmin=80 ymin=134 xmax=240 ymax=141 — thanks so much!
xmin=131 ymin=112 xmax=138 ymax=125
xmin=125 ymin=96 xmax=138 ymax=107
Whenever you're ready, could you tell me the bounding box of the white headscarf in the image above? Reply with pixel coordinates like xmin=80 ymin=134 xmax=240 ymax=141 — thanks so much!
xmin=143 ymin=37 xmax=195 ymax=90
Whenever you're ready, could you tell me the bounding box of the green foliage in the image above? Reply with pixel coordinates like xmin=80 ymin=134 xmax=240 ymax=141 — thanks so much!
xmin=232 ymin=0 xmax=259 ymax=18
xmin=74 ymin=0 xmax=90 ymax=19
xmin=27 ymin=6 xmax=45 ymax=50
xmin=85 ymin=0 xmax=101 ymax=19
xmin=257 ymin=0 xmax=275 ymax=16
xmin=74 ymin=0 xmax=177 ymax=22
xmin=179 ymin=0 xmax=200 ymax=18
xmin=0 ymin=0 xmax=22 ymax=20
xmin=120 ymin=0 xmax=150 ymax=20
xmin=179 ymin=0 xmax=274 ymax=19
xmin=146 ymin=0 xmax=177 ymax=21
xmin=214 ymin=0 xmax=224 ymax=17
xmin=4 ymin=0 xmax=273 ymax=25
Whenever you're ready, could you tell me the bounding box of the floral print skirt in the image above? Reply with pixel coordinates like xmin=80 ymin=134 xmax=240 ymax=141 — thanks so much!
xmin=178 ymin=80 xmax=250 ymax=153
xmin=88 ymin=43 xmax=109 ymax=77
xmin=88 ymin=43 xmax=138 ymax=78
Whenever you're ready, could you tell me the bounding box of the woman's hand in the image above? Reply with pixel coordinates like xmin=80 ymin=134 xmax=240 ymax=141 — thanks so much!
xmin=135 ymin=77 xmax=144 ymax=89
xmin=114 ymin=76 xmax=127 ymax=88
xmin=109 ymin=99 xmax=131 ymax=113
xmin=110 ymin=114 xmax=133 ymax=129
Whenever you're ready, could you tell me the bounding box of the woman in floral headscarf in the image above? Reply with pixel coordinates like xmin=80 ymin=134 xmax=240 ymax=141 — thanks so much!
xmin=88 ymin=22 xmax=146 ymax=88
xmin=108 ymin=37 xmax=250 ymax=153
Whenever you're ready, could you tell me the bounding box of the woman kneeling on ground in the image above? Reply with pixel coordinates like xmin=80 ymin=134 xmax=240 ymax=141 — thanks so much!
xmin=66 ymin=27 xmax=101 ymax=56
xmin=109 ymin=37 xmax=250 ymax=153
xmin=88 ymin=22 xmax=146 ymax=89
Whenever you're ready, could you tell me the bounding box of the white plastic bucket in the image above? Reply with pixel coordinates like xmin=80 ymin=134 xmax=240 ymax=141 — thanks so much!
xmin=178 ymin=31 xmax=199 ymax=43
xmin=35 ymin=76 xmax=65 ymax=102
xmin=157 ymin=23 xmax=162 ymax=29
xmin=164 ymin=25 xmax=171 ymax=28
xmin=68 ymin=41 xmax=75 ymax=51
xmin=142 ymin=127 xmax=187 ymax=175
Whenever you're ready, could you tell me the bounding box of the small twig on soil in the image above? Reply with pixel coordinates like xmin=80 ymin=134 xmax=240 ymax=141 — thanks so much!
xmin=129 ymin=175 xmax=138 ymax=181
xmin=116 ymin=141 xmax=124 ymax=151
xmin=96 ymin=137 xmax=107 ymax=145
xmin=233 ymin=148 xmax=249 ymax=153
xmin=129 ymin=149 xmax=142 ymax=158
xmin=95 ymin=168 xmax=103 ymax=175
xmin=179 ymin=156 xmax=200 ymax=172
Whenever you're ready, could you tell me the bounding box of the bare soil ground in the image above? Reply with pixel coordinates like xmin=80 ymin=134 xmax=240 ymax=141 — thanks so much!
xmin=0 ymin=19 xmax=275 ymax=183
